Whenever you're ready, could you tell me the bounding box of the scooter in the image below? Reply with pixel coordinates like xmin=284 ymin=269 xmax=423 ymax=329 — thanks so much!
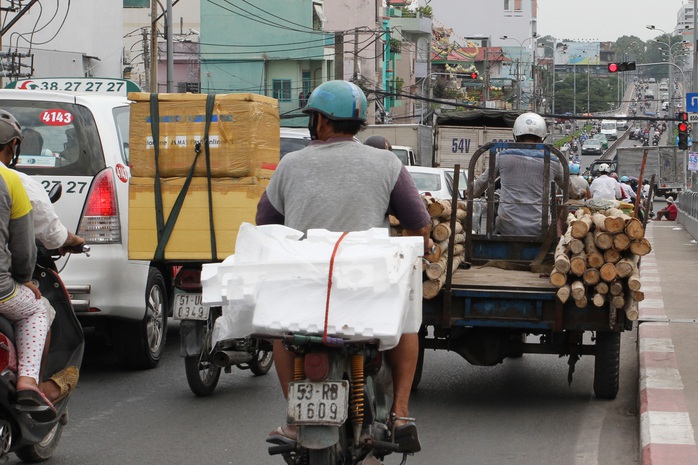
xmin=266 ymin=333 xmax=411 ymax=465
xmin=175 ymin=265 xmax=274 ymax=397
xmin=0 ymin=243 xmax=86 ymax=462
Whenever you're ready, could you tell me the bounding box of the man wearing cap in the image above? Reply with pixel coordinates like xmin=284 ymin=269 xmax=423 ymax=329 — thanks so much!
xmin=654 ymin=197 xmax=678 ymax=221
xmin=568 ymin=163 xmax=590 ymax=200
xmin=589 ymin=163 xmax=621 ymax=200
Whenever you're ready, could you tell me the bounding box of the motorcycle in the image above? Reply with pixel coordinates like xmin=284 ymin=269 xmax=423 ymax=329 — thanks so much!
xmin=0 ymin=244 xmax=86 ymax=460
xmin=175 ymin=265 xmax=274 ymax=397
xmin=266 ymin=333 xmax=412 ymax=465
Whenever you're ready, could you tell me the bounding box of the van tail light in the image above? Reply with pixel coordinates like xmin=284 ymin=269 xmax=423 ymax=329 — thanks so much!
xmin=77 ymin=169 xmax=121 ymax=244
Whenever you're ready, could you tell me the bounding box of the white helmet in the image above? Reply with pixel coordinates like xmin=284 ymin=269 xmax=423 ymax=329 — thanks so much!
xmin=598 ymin=163 xmax=610 ymax=173
xmin=513 ymin=112 xmax=547 ymax=141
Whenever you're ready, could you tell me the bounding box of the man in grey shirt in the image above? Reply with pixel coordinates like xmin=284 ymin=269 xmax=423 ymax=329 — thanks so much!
xmin=257 ymin=80 xmax=430 ymax=453
xmin=473 ymin=112 xmax=564 ymax=236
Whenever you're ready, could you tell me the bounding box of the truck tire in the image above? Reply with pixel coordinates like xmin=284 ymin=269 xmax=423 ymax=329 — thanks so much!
xmin=593 ymin=331 xmax=621 ymax=400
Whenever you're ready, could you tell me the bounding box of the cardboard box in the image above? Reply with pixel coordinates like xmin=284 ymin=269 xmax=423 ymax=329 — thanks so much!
xmin=128 ymin=176 xmax=266 ymax=261
xmin=128 ymin=92 xmax=280 ymax=178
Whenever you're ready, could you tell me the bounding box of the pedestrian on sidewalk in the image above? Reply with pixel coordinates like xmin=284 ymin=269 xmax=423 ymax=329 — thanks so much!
xmin=653 ymin=196 xmax=677 ymax=221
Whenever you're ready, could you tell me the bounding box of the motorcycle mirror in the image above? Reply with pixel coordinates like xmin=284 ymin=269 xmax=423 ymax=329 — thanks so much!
xmin=48 ymin=183 xmax=62 ymax=204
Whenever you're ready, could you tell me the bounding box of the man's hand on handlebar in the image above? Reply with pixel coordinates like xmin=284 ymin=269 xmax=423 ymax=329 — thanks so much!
xmin=58 ymin=232 xmax=86 ymax=256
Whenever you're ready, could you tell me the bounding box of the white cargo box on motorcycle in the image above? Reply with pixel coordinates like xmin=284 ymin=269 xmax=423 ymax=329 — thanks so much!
xmin=201 ymin=223 xmax=423 ymax=350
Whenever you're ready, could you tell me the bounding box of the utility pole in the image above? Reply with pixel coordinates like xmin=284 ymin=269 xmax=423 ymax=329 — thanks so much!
xmin=334 ymin=31 xmax=344 ymax=80
xmin=166 ymin=0 xmax=173 ymax=92
xmin=353 ymin=28 xmax=359 ymax=81
xmin=142 ymin=28 xmax=150 ymax=91
xmin=150 ymin=0 xmax=158 ymax=93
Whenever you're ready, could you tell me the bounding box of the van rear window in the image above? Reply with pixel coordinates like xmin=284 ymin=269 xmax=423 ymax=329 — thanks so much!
xmin=1 ymin=100 xmax=106 ymax=176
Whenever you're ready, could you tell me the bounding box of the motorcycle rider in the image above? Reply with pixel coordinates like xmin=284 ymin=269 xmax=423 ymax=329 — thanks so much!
xmin=568 ymin=163 xmax=591 ymax=200
xmin=589 ymin=163 xmax=621 ymax=200
xmin=256 ymin=80 xmax=430 ymax=453
xmin=0 ymin=110 xmax=82 ymax=403
xmin=619 ymin=176 xmax=636 ymax=203
xmin=0 ymin=112 xmax=55 ymax=421
xmin=472 ymin=112 xmax=564 ymax=236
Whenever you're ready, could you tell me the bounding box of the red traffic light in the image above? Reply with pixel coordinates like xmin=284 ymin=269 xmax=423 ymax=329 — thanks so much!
xmin=678 ymin=122 xmax=688 ymax=132
xmin=608 ymin=63 xmax=619 ymax=73
xmin=679 ymin=112 xmax=688 ymax=122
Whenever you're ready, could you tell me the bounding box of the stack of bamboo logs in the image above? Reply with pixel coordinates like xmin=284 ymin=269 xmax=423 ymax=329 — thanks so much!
xmin=390 ymin=195 xmax=468 ymax=300
xmin=549 ymin=207 xmax=650 ymax=322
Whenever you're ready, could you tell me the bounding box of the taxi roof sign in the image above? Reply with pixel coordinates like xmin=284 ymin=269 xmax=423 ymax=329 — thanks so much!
xmin=5 ymin=77 xmax=141 ymax=96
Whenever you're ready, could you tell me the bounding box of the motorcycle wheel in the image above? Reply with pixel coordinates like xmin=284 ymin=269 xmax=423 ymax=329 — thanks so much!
xmin=184 ymin=313 xmax=222 ymax=397
xmin=308 ymin=447 xmax=338 ymax=465
xmin=0 ymin=419 xmax=11 ymax=456
xmin=249 ymin=340 xmax=274 ymax=376
xmin=15 ymin=422 xmax=64 ymax=462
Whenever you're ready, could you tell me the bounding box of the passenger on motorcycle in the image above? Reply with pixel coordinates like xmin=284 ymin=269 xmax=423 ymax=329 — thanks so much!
xmin=0 ymin=112 xmax=55 ymax=421
xmin=0 ymin=110 xmax=82 ymax=404
xmin=472 ymin=112 xmax=564 ymax=236
xmin=256 ymin=80 xmax=430 ymax=453
xmin=589 ymin=164 xmax=622 ymax=200
xmin=568 ymin=163 xmax=591 ymax=200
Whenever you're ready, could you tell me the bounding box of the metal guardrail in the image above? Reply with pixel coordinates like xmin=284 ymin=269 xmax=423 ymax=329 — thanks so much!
xmin=677 ymin=191 xmax=698 ymax=241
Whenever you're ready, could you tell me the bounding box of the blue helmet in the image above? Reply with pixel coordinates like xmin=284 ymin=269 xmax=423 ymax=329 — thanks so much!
xmin=620 ymin=176 xmax=629 ymax=182
xmin=569 ymin=163 xmax=580 ymax=175
xmin=303 ymin=80 xmax=368 ymax=122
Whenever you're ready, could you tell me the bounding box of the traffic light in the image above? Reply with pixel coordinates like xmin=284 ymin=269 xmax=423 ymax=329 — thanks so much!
xmin=463 ymin=72 xmax=478 ymax=79
xmin=678 ymin=118 xmax=689 ymax=150
xmin=607 ymin=62 xmax=637 ymax=73
xmin=678 ymin=111 xmax=688 ymax=123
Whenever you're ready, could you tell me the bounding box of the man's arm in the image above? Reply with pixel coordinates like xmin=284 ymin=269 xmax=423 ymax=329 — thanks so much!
xmin=256 ymin=191 xmax=285 ymax=226
xmin=389 ymin=167 xmax=432 ymax=255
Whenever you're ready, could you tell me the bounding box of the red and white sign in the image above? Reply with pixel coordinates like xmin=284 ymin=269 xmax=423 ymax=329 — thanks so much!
xmin=115 ymin=164 xmax=129 ymax=183
xmin=40 ymin=109 xmax=73 ymax=126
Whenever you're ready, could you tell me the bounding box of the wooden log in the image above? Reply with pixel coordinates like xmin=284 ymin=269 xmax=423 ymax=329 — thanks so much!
xmin=557 ymin=284 xmax=572 ymax=303
xmin=549 ymin=270 xmax=568 ymax=288
xmin=453 ymin=233 xmax=466 ymax=245
xmin=583 ymin=233 xmax=604 ymax=269
xmin=599 ymin=262 xmax=617 ymax=282
xmin=623 ymin=297 xmax=638 ymax=321
xmin=455 ymin=207 xmax=467 ymax=222
xmin=632 ymin=290 xmax=645 ymax=302
xmin=615 ymin=256 xmax=638 ymax=279
xmin=603 ymin=208 xmax=628 ymax=233
xmin=603 ymin=248 xmax=621 ymax=264
xmin=595 ymin=282 xmax=609 ymax=294
xmin=571 ymin=214 xmax=593 ymax=239
xmin=611 ymin=294 xmax=625 ymax=309
xmin=569 ymin=238 xmax=585 ymax=255
xmin=630 ymin=238 xmax=652 ymax=256
xmin=432 ymin=222 xmax=451 ymax=242
xmin=423 ymin=274 xmax=446 ymax=300
xmin=425 ymin=253 xmax=465 ymax=280
xmin=569 ymin=251 xmax=587 ymax=276
xmin=583 ymin=268 xmax=601 ymax=286
xmin=624 ymin=217 xmax=645 ymax=240
xmin=612 ymin=232 xmax=631 ymax=252
xmin=609 ymin=280 xmax=624 ymax=296
xmin=423 ymin=246 xmax=441 ymax=264
xmin=554 ymin=238 xmax=571 ymax=274
xmin=574 ymin=295 xmax=588 ymax=308
xmin=427 ymin=199 xmax=452 ymax=219
xmin=593 ymin=230 xmax=614 ymax=250
xmin=591 ymin=212 xmax=609 ymax=231
xmin=571 ymin=280 xmax=586 ymax=300
xmin=627 ymin=271 xmax=641 ymax=292
xmin=591 ymin=293 xmax=606 ymax=307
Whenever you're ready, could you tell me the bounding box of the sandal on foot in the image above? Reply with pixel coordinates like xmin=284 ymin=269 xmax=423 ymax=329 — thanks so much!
xmin=16 ymin=387 xmax=57 ymax=422
xmin=391 ymin=414 xmax=421 ymax=453
xmin=49 ymin=366 xmax=79 ymax=403
xmin=266 ymin=425 xmax=297 ymax=445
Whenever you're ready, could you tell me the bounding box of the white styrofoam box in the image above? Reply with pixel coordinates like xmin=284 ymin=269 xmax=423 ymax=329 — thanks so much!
xmin=200 ymin=223 xmax=424 ymax=350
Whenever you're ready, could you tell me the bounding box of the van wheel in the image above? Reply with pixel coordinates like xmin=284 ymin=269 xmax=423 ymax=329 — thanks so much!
xmin=114 ymin=268 xmax=168 ymax=369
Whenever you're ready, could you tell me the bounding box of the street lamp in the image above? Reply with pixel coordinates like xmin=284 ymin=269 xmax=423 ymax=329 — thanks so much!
xmin=647 ymin=25 xmax=676 ymax=134
xmin=501 ymin=35 xmax=535 ymax=110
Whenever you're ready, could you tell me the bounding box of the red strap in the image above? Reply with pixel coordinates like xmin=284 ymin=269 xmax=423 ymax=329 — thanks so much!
xmin=324 ymin=232 xmax=349 ymax=345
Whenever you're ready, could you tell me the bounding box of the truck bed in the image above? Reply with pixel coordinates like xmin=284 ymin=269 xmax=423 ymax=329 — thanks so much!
xmin=450 ymin=267 xmax=555 ymax=293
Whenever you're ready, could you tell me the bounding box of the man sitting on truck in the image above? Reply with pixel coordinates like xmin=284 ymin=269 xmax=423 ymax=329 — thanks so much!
xmin=472 ymin=112 xmax=564 ymax=236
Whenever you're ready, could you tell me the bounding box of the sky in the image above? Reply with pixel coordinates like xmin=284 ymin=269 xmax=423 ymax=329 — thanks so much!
xmin=536 ymin=0 xmax=687 ymax=42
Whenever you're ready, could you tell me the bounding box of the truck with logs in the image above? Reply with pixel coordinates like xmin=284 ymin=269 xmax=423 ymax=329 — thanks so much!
xmin=408 ymin=141 xmax=648 ymax=399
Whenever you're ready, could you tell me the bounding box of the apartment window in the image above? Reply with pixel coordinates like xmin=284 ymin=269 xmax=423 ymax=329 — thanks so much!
xmin=273 ymin=79 xmax=292 ymax=101
xmin=313 ymin=1 xmax=325 ymax=31
xmin=504 ymin=0 xmax=522 ymax=12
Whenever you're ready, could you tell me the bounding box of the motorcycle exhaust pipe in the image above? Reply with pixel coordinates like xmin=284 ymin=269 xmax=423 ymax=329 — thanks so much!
xmin=212 ymin=350 xmax=253 ymax=367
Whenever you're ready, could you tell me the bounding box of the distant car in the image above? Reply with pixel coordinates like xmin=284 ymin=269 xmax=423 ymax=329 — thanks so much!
xmin=581 ymin=138 xmax=603 ymax=155
xmin=645 ymin=90 xmax=655 ymax=99
xmin=614 ymin=114 xmax=628 ymax=130
xmin=649 ymin=77 xmax=657 ymax=83
xmin=659 ymin=82 xmax=669 ymax=91
xmin=405 ymin=166 xmax=453 ymax=200
xmin=444 ymin=167 xmax=468 ymax=198
xmin=593 ymin=133 xmax=609 ymax=149
xmin=280 ymin=127 xmax=311 ymax=159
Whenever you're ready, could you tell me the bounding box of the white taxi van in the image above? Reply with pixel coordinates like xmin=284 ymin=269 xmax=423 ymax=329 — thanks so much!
xmin=1 ymin=77 xmax=167 ymax=368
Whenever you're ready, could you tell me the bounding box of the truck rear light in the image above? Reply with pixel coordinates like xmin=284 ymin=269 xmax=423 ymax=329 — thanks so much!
xmin=304 ymin=352 xmax=329 ymax=382
xmin=77 ymin=169 xmax=121 ymax=244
